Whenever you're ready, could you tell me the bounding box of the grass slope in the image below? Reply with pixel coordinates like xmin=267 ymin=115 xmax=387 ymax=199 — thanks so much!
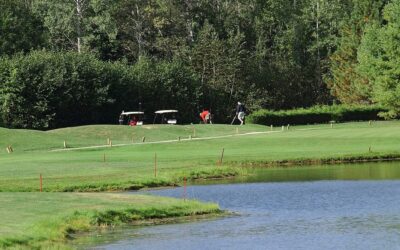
xmin=1 ymin=121 xmax=400 ymax=192
xmin=0 ymin=193 xmax=220 ymax=249
xmin=0 ymin=124 xmax=268 ymax=153
xmin=1 ymin=121 xmax=400 ymax=248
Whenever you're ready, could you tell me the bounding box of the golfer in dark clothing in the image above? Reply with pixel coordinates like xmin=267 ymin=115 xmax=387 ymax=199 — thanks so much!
xmin=236 ymin=102 xmax=246 ymax=125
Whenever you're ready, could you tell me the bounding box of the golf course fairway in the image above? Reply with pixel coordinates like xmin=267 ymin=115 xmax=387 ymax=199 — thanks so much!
xmin=1 ymin=121 xmax=400 ymax=248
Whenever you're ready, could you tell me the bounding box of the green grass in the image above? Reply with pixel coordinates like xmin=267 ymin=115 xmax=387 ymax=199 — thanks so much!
xmin=0 ymin=124 xmax=268 ymax=153
xmin=0 ymin=193 xmax=220 ymax=249
xmin=1 ymin=121 xmax=400 ymax=192
xmin=1 ymin=121 xmax=400 ymax=248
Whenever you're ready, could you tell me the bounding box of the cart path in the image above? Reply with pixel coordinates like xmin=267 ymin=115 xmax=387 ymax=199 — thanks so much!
xmin=50 ymin=125 xmax=337 ymax=152
xmin=50 ymin=130 xmax=283 ymax=152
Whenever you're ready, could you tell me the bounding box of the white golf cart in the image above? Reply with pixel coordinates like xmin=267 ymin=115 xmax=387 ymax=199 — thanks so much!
xmin=120 ymin=111 xmax=144 ymax=126
xmin=153 ymin=110 xmax=178 ymax=124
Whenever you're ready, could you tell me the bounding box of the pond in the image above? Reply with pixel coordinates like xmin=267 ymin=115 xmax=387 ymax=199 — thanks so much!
xmin=76 ymin=162 xmax=400 ymax=249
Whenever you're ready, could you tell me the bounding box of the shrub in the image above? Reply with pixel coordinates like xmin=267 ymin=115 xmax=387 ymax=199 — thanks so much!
xmin=0 ymin=51 xmax=114 ymax=129
xmin=0 ymin=52 xmax=201 ymax=129
xmin=247 ymin=105 xmax=387 ymax=125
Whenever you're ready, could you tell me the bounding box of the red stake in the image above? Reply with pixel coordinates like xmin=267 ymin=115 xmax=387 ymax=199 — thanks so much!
xmin=40 ymin=174 xmax=43 ymax=192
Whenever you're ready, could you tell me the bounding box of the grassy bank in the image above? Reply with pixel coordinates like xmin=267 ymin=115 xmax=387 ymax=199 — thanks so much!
xmin=0 ymin=193 xmax=221 ymax=249
xmin=1 ymin=121 xmax=400 ymax=192
xmin=1 ymin=121 xmax=400 ymax=248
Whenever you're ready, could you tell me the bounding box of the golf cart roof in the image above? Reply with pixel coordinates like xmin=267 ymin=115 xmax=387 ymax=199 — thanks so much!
xmin=121 ymin=111 xmax=144 ymax=115
xmin=154 ymin=110 xmax=178 ymax=114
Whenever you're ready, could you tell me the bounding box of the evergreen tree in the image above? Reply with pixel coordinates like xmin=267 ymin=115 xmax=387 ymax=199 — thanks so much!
xmin=327 ymin=0 xmax=387 ymax=104
xmin=358 ymin=0 xmax=400 ymax=117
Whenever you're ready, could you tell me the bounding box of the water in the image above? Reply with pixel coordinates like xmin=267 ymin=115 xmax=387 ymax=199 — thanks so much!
xmin=79 ymin=162 xmax=400 ymax=250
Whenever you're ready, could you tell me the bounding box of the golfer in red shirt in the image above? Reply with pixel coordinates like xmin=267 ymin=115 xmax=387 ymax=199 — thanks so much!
xmin=200 ymin=109 xmax=211 ymax=124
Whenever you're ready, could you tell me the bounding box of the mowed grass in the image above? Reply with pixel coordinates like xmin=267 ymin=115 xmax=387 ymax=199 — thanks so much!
xmin=1 ymin=121 xmax=400 ymax=248
xmin=0 ymin=192 xmax=220 ymax=249
xmin=0 ymin=124 xmax=268 ymax=153
xmin=1 ymin=121 xmax=400 ymax=192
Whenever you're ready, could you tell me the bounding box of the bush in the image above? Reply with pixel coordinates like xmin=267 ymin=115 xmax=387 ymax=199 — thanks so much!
xmin=0 ymin=52 xmax=201 ymax=129
xmin=247 ymin=105 xmax=387 ymax=126
xmin=0 ymin=51 xmax=116 ymax=129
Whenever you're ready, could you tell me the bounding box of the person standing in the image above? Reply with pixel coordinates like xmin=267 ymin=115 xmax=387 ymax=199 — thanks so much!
xmin=236 ymin=102 xmax=246 ymax=125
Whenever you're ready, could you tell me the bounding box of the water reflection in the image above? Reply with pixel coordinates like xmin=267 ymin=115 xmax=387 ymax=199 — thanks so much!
xmin=75 ymin=162 xmax=400 ymax=250
xmin=197 ymin=161 xmax=400 ymax=185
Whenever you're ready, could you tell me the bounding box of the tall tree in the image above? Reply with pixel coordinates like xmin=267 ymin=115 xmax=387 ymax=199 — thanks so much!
xmin=33 ymin=0 xmax=117 ymax=55
xmin=327 ymin=0 xmax=387 ymax=104
xmin=358 ymin=0 xmax=400 ymax=117
xmin=0 ymin=0 xmax=44 ymax=56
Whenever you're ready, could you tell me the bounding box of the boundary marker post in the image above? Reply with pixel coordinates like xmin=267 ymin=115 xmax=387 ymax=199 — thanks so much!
xmin=40 ymin=174 xmax=43 ymax=192
xmin=219 ymin=148 xmax=225 ymax=166
xmin=154 ymin=153 xmax=157 ymax=178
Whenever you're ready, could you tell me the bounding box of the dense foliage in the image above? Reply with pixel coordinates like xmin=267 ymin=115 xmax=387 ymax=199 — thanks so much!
xmin=0 ymin=52 xmax=200 ymax=128
xmin=247 ymin=105 xmax=387 ymax=126
xmin=0 ymin=0 xmax=399 ymax=128
xmin=357 ymin=0 xmax=400 ymax=118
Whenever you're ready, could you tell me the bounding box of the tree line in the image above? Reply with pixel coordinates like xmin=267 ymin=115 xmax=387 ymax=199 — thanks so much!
xmin=0 ymin=0 xmax=399 ymax=129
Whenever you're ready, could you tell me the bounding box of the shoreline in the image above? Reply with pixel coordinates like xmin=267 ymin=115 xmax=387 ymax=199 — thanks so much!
xmin=230 ymin=153 xmax=400 ymax=168
xmin=71 ymin=211 xmax=232 ymax=244
xmin=2 ymin=122 xmax=400 ymax=249
xmin=0 ymin=193 xmax=223 ymax=249
xmin=2 ymin=153 xmax=400 ymax=193
xmin=2 ymin=155 xmax=400 ymax=249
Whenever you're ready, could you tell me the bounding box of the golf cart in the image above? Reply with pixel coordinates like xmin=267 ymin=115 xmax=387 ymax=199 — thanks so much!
xmin=153 ymin=110 xmax=178 ymax=124
xmin=120 ymin=111 xmax=144 ymax=126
